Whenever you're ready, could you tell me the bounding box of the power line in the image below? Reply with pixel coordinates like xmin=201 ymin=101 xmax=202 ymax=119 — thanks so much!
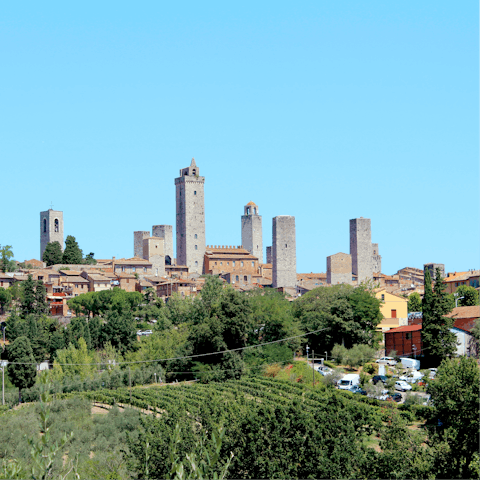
xmin=5 ymin=327 xmax=328 ymax=366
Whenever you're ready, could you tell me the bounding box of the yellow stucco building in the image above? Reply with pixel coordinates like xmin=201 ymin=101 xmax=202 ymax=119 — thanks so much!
xmin=375 ymin=289 xmax=409 ymax=332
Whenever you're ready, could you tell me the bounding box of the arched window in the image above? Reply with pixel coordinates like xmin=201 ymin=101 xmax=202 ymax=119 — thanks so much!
xmin=236 ymin=275 xmax=239 ymax=282
xmin=194 ymin=234 xmax=197 ymax=239
xmin=43 ymin=219 xmax=47 ymax=233
xmin=195 ymin=261 xmax=198 ymax=267
xmin=254 ymin=208 xmax=257 ymax=214
xmin=54 ymin=219 xmax=59 ymax=233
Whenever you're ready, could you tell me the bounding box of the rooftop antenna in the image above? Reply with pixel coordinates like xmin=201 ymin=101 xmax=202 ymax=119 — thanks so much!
xmin=49 ymin=201 xmax=54 ymax=209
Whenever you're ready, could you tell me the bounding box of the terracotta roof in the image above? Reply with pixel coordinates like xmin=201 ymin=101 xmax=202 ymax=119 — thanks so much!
xmin=116 ymin=273 xmax=136 ymax=279
xmin=60 ymin=276 xmax=89 ymax=283
xmin=452 ymin=318 xmax=477 ymax=333
xmin=444 ymin=271 xmax=469 ymax=282
xmin=114 ymin=258 xmax=152 ymax=265
xmin=261 ymin=264 xmax=272 ymax=268
xmin=60 ymin=270 xmax=82 ymax=276
xmin=387 ymin=325 xmax=422 ymax=333
xmin=446 ymin=306 xmax=480 ymax=320
xmin=88 ymin=274 xmax=110 ymax=281
xmin=205 ymin=246 xmax=252 ymax=255
xmin=246 ymin=201 xmax=257 ymax=206
xmin=297 ymin=273 xmax=326 ymax=280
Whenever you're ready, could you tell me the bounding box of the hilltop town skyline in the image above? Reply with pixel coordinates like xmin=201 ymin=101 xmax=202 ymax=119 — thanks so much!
xmin=2 ymin=2 xmax=478 ymax=274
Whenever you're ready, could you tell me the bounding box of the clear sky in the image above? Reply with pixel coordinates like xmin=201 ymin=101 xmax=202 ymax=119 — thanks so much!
xmin=2 ymin=1 xmax=478 ymax=274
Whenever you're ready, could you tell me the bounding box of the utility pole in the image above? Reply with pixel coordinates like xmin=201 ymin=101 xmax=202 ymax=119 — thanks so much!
xmin=129 ymin=367 xmax=132 ymax=403
xmin=312 ymin=350 xmax=315 ymax=387
xmin=0 ymin=361 xmax=5 ymax=406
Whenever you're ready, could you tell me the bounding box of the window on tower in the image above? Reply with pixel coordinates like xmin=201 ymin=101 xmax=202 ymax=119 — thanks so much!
xmin=54 ymin=219 xmax=59 ymax=232
xmin=194 ymin=234 xmax=197 ymax=239
xmin=43 ymin=219 xmax=47 ymax=233
xmin=194 ymin=191 xmax=197 ymax=195
xmin=195 ymin=245 xmax=198 ymax=250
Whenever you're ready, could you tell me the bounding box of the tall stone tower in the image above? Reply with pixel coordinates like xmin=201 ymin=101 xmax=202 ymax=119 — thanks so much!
xmin=152 ymin=225 xmax=174 ymax=265
xmin=272 ymin=216 xmax=296 ymax=288
xmin=143 ymin=237 xmax=166 ymax=277
xmin=266 ymin=246 xmax=272 ymax=264
xmin=175 ymin=158 xmax=205 ymax=273
xmin=241 ymin=202 xmax=263 ymax=263
xmin=350 ymin=217 xmax=373 ymax=283
xmin=372 ymin=243 xmax=382 ymax=273
xmin=134 ymin=231 xmax=150 ymax=258
xmin=40 ymin=209 xmax=64 ymax=259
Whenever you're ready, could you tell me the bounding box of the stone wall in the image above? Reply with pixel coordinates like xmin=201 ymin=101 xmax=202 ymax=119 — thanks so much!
xmin=152 ymin=225 xmax=173 ymax=264
xmin=350 ymin=218 xmax=373 ymax=283
xmin=40 ymin=209 xmax=64 ymax=260
xmin=272 ymin=216 xmax=296 ymax=288
xmin=134 ymin=231 xmax=150 ymax=258
xmin=175 ymin=159 xmax=206 ymax=273
xmin=327 ymin=252 xmax=352 ymax=285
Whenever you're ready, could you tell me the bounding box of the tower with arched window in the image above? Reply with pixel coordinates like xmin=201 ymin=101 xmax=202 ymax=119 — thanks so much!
xmin=40 ymin=209 xmax=64 ymax=260
xmin=241 ymin=201 xmax=263 ymax=264
xmin=175 ymin=158 xmax=206 ymax=273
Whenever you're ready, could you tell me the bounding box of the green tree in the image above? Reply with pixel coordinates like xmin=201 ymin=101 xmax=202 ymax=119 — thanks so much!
xmin=42 ymin=241 xmax=63 ymax=266
xmin=52 ymin=337 xmax=96 ymax=381
xmin=0 ymin=287 xmax=12 ymax=314
xmin=421 ymin=267 xmax=457 ymax=365
xmin=0 ymin=245 xmax=14 ymax=273
xmin=101 ymin=311 xmax=137 ymax=355
xmin=455 ymin=284 xmax=479 ymax=306
xmin=20 ymin=274 xmax=37 ymax=317
xmin=83 ymin=252 xmax=97 ymax=265
xmin=407 ymin=292 xmax=422 ymax=312
xmin=34 ymin=280 xmax=49 ymax=316
xmin=62 ymin=235 xmax=83 ymax=265
xmin=427 ymin=356 xmax=480 ymax=479
xmin=293 ymin=285 xmax=382 ymax=353
xmin=7 ymin=336 xmax=37 ymax=403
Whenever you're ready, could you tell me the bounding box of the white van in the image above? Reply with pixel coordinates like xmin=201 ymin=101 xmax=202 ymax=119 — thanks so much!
xmin=337 ymin=374 xmax=360 ymax=390
xmin=400 ymin=358 xmax=420 ymax=370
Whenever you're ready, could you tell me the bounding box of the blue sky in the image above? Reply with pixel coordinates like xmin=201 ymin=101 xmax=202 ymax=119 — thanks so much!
xmin=1 ymin=1 xmax=478 ymax=274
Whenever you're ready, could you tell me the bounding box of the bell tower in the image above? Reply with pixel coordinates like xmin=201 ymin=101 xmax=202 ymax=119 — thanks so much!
xmin=241 ymin=201 xmax=263 ymax=263
xmin=40 ymin=208 xmax=64 ymax=259
xmin=175 ymin=158 xmax=206 ymax=273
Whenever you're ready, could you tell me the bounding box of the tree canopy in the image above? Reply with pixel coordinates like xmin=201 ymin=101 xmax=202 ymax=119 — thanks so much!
xmin=421 ymin=267 xmax=456 ymax=365
xmin=7 ymin=336 xmax=37 ymax=402
xmin=0 ymin=244 xmax=15 ymax=273
xmin=42 ymin=241 xmax=63 ymax=266
xmin=62 ymin=235 xmax=83 ymax=265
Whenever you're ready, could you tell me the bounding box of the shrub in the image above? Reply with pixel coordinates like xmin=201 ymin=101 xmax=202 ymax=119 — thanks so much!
xmin=264 ymin=364 xmax=282 ymax=378
xmin=363 ymin=362 xmax=378 ymax=375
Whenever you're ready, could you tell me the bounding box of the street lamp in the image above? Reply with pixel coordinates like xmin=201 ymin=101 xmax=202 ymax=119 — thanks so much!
xmin=454 ymin=293 xmax=464 ymax=308
xmin=0 ymin=360 xmax=7 ymax=406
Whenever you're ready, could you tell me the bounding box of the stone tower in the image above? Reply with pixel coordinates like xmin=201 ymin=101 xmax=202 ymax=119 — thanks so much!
xmin=241 ymin=201 xmax=263 ymax=263
xmin=266 ymin=246 xmax=272 ymax=264
xmin=327 ymin=252 xmax=352 ymax=285
xmin=175 ymin=158 xmax=206 ymax=273
xmin=350 ymin=217 xmax=373 ymax=283
xmin=143 ymin=237 xmax=166 ymax=277
xmin=134 ymin=231 xmax=150 ymax=258
xmin=152 ymin=225 xmax=174 ymax=265
xmin=424 ymin=263 xmax=445 ymax=280
xmin=40 ymin=209 xmax=64 ymax=259
xmin=372 ymin=243 xmax=382 ymax=273
xmin=272 ymin=216 xmax=296 ymax=288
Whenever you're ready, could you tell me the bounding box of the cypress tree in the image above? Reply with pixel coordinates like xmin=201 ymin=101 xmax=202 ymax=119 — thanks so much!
xmin=422 ymin=267 xmax=456 ymax=365
xmin=8 ymin=336 xmax=37 ymax=403
xmin=62 ymin=235 xmax=83 ymax=265
xmin=42 ymin=241 xmax=63 ymax=266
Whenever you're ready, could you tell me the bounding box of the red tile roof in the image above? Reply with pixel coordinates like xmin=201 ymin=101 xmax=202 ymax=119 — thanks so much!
xmin=387 ymin=325 xmax=422 ymax=333
xmin=446 ymin=306 xmax=480 ymax=320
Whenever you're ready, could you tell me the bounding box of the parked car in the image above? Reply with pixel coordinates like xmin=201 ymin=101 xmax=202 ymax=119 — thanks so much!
xmin=399 ymin=371 xmax=424 ymax=383
xmin=349 ymin=385 xmax=367 ymax=395
xmin=428 ymin=368 xmax=437 ymax=379
xmin=368 ymin=389 xmax=389 ymax=401
xmin=372 ymin=375 xmax=388 ymax=385
xmin=315 ymin=365 xmax=333 ymax=376
xmin=395 ymin=380 xmax=412 ymax=392
xmin=376 ymin=357 xmax=397 ymax=366
xmin=387 ymin=393 xmax=402 ymax=403
xmin=136 ymin=330 xmax=143 ymax=336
